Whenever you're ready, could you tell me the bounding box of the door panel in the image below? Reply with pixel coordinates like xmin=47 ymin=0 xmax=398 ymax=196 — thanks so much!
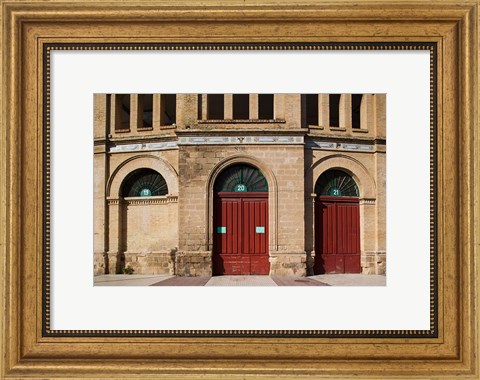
xmin=213 ymin=194 xmax=269 ymax=275
xmin=242 ymin=198 xmax=269 ymax=274
xmin=213 ymin=197 xmax=242 ymax=274
xmin=314 ymin=197 xmax=361 ymax=274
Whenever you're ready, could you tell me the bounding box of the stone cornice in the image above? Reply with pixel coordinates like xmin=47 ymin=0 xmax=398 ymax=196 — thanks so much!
xmin=178 ymin=135 xmax=304 ymax=146
xmin=100 ymin=130 xmax=387 ymax=152
xmin=306 ymin=134 xmax=386 ymax=145
xmin=175 ymin=128 xmax=306 ymax=137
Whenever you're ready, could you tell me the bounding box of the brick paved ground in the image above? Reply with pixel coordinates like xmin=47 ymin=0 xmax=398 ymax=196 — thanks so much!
xmin=309 ymin=274 xmax=386 ymax=286
xmin=205 ymin=276 xmax=276 ymax=286
xmin=94 ymin=274 xmax=385 ymax=286
xmin=271 ymin=276 xmax=329 ymax=286
xmin=94 ymin=274 xmax=173 ymax=286
xmin=151 ymin=276 xmax=211 ymax=286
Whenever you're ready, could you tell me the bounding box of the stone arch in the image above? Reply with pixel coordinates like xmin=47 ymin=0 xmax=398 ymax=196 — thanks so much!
xmin=308 ymin=154 xmax=379 ymax=273
xmin=310 ymin=154 xmax=376 ymax=199
xmin=107 ymin=154 xmax=179 ymax=198
xmin=205 ymin=155 xmax=279 ymax=251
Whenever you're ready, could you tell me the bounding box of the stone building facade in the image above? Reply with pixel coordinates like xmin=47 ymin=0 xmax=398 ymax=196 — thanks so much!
xmin=93 ymin=93 xmax=386 ymax=277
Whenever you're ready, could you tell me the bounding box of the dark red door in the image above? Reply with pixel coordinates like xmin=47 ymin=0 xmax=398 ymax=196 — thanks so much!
xmin=213 ymin=193 xmax=269 ymax=275
xmin=314 ymin=196 xmax=361 ymax=274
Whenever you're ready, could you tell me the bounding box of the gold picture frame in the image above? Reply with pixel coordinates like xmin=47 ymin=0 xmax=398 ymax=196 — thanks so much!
xmin=1 ymin=0 xmax=478 ymax=378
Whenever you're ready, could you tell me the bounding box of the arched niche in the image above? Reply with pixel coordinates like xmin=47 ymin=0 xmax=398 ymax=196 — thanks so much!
xmin=107 ymin=154 xmax=179 ymax=198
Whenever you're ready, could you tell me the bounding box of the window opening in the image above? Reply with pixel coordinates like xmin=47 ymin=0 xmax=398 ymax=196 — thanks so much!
xmin=352 ymin=94 xmax=362 ymax=129
xmin=306 ymin=94 xmax=319 ymax=126
xmin=315 ymin=170 xmax=359 ymax=197
xmin=215 ymin=164 xmax=268 ymax=193
xmin=207 ymin=94 xmax=224 ymax=119
xmin=197 ymin=94 xmax=202 ymax=119
xmin=163 ymin=94 xmax=176 ymax=125
xmin=140 ymin=94 xmax=153 ymax=128
xmin=122 ymin=169 xmax=168 ymax=197
xmin=233 ymin=94 xmax=250 ymax=120
xmin=258 ymin=94 xmax=274 ymax=119
xmin=329 ymin=94 xmax=340 ymax=127
xmin=119 ymin=94 xmax=130 ymax=130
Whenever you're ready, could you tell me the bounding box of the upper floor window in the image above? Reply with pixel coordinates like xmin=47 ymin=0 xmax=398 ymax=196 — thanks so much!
xmin=116 ymin=94 xmax=131 ymax=131
xmin=140 ymin=94 xmax=153 ymax=128
xmin=162 ymin=94 xmax=176 ymax=126
xmin=329 ymin=94 xmax=340 ymax=127
xmin=351 ymin=94 xmax=362 ymax=129
xmin=233 ymin=94 xmax=249 ymax=120
xmin=305 ymin=94 xmax=319 ymax=126
xmin=258 ymin=94 xmax=274 ymax=119
xmin=207 ymin=94 xmax=224 ymax=119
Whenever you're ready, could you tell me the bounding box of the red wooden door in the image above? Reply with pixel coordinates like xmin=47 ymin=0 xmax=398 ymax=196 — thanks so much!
xmin=314 ymin=196 xmax=361 ymax=274
xmin=213 ymin=193 xmax=269 ymax=275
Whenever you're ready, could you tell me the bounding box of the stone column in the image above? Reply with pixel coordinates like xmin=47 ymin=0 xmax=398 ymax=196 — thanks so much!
xmin=375 ymin=151 xmax=387 ymax=274
xmin=374 ymin=94 xmax=387 ymax=138
xmin=107 ymin=199 xmax=123 ymax=274
xmin=308 ymin=193 xmax=317 ymax=275
xmin=224 ymin=94 xmax=233 ymax=119
xmin=93 ymin=94 xmax=109 ymax=275
xmin=201 ymin=94 xmax=208 ymax=120
xmin=360 ymin=94 xmax=374 ymax=130
xmin=249 ymin=94 xmax=259 ymax=119
xmin=318 ymin=94 xmax=329 ymax=127
xmin=176 ymin=94 xmax=198 ymax=128
xmin=283 ymin=94 xmax=302 ymax=128
xmin=339 ymin=94 xmax=352 ymax=130
xmin=152 ymin=94 xmax=162 ymax=128
xmin=274 ymin=94 xmax=285 ymax=119
xmin=360 ymin=199 xmax=377 ymax=274
xmin=130 ymin=94 xmax=141 ymax=132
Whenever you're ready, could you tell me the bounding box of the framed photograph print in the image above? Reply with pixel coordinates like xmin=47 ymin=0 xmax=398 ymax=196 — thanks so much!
xmin=1 ymin=0 xmax=478 ymax=378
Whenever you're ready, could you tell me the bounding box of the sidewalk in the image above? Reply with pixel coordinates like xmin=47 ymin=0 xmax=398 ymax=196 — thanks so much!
xmin=94 ymin=274 xmax=385 ymax=286
xmin=309 ymin=274 xmax=386 ymax=286
xmin=94 ymin=274 xmax=173 ymax=286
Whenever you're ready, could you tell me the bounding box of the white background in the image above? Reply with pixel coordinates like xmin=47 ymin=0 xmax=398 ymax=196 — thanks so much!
xmin=50 ymin=50 xmax=431 ymax=330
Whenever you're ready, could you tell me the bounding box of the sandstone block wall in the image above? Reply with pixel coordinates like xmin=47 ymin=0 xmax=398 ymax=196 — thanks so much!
xmin=93 ymin=93 xmax=387 ymax=277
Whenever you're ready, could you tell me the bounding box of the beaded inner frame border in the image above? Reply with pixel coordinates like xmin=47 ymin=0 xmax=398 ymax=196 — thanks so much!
xmin=42 ymin=42 xmax=437 ymax=338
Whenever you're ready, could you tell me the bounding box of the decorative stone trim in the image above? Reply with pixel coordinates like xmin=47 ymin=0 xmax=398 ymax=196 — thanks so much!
xmin=107 ymin=195 xmax=178 ymax=205
xmin=307 ymin=141 xmax=336 ymax=149
xmin=109 ymin=141 xmax=178 ymax=152
xmin=307 ymin=140 xmax=374 ymax=152
xmin=360 ymin=198 xmax=376 ymax=205
xmin=341 ymin=143 xmax=374 ymax=151
xmin=124 ymin=195 xmax=178 ymax=205
xmin=178 ymin=135 xmax=304 ymax=145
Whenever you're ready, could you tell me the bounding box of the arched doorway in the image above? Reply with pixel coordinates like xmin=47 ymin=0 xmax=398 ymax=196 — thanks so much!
xmin=314 ymin=169 xmax=361 ymax=274
xmin=118 ymin=168 xmax=171 ymax=273
xmin=213 ymin=164 xmax=269 ymax=275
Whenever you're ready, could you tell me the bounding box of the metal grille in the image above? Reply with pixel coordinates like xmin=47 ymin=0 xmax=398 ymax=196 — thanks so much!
xmin=214 ymin=164 xmax=268 ymax=192
xmin=315 ymin=170 xmax=359 ymax=197
xmin=122 ymin=169 xmax=168 ymax=197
